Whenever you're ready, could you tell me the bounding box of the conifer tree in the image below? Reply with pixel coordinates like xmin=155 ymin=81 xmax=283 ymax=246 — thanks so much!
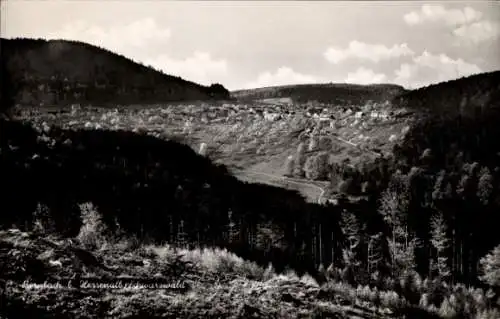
xmin=340 ymin=210 xmax=363 ymax=283
xmin=367 ymin=232 xmax=384 ymax=275
xmin=479 ymin=244 xmax=500 ymax=288
xmin=430 ymin=212 xmax=451 ymax=281
xmin=176 ymin=219 xmax=188 ymax=248
xmin=379 ymin=180 xmax=417 ymax=278
xmin=227 ymin=209 xmax=240 ymax=244
xmin=477 ymin=166 xmax=494 ymax=206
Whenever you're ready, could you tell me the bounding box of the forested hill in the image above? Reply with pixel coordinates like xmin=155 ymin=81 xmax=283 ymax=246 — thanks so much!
xmin=0 ymin=117 xmax=346 ymax=274
xmin=231 ymin=83 xmax=406 ymax=105
xmin=0 ymin=38 xmax=230 ymax=109
xmin=394 ymin=70 xmax=500 ymax=117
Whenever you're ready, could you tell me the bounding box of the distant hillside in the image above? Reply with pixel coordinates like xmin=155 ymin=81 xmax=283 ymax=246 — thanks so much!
xmin=394 ymin=70 xmax=500 ymax=117
xmin=231 ymin=83 xmax=407 ymax=105
xmin=0 ymin=38 xmax=230 ymax=110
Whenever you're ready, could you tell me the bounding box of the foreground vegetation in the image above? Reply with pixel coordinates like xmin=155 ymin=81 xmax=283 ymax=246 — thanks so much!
xmin=2 ymin=203 xmax=499 ymax=318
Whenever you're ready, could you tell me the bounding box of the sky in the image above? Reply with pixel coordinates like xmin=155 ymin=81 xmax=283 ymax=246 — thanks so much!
xmin=1 ymin=1 xmax=500 ymax=90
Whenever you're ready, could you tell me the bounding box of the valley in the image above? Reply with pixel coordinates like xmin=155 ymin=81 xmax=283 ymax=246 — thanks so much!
xmin=15 ymin=97 xmax=415 ymax=203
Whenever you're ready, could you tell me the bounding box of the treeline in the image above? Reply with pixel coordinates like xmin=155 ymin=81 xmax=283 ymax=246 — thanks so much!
xmin=232 ymin=83 xmax=406 ymax=105
xmin=395 ymin=70 xmax=500 ymax=117
xmin=388 ymin=112 xmax=500 ymax=285
xmin=327 ymin=112 xmax=500 ymax=288
xmin=0 ymin=38 xmax=230 ymax=108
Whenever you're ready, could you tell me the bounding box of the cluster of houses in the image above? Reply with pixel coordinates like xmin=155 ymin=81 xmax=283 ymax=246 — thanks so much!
xmin=34 ymin=101 xmax=409 ymax=142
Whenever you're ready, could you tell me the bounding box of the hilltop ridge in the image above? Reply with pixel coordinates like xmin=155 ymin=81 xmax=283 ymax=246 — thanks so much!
xmin=394 ymin=70 xmax=500 ymax=117
xmin=231 ymin=83 xmax=407 ymax=106
xmin=0 ymin=38 xmax=231 ymax=110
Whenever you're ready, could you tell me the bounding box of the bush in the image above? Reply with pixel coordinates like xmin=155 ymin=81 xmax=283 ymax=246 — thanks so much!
xmin=439 ymin=296 xmax=458 ymax=318
xmin=382 ymin=291 xmax=401 ymax=308
xmin=76 ymin=202 xmax=108 ymax=250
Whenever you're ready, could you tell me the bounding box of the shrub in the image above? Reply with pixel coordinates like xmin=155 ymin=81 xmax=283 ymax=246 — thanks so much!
xmin=439 ymin=296 xmax=457 ymax=318
xmin=300 ymin=273 xmax=319 ymax=287
xmin=380 ymin=290 xmax=402 ymax=309
xmin=76 ymin=202 xmax=108 ymax=250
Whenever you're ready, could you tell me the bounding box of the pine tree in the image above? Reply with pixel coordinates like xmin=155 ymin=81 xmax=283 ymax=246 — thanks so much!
xmin=367 ymin=232 xmax=384 ymax=276
xmin=479 ymin=244 xmax=500 ymax=288
xmin=340 ymin=210 xmax=363 ymax=283
xmin=431 ymin=170 xmax=447 ymax=203
xmin=477 ymin=166 xmax=494 ymax=206
xmin=378 ymin=183 xmax=417 ymax=278
xmin=176 ymin=219 xmax=188 ymax=248
xmin=430 ymin=212 xmax=451 ymax=281
xmin=227 ymin=210 xmax=240 ymax=244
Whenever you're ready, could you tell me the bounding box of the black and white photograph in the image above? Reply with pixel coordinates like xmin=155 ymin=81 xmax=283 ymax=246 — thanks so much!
xmin=1 ymin=1 xmax=500 ymax=318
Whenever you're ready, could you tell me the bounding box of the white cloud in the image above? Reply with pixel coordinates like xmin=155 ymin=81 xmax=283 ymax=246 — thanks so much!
xmin=394 ymin=51 xmax=482 ymax=88
xmin=144 ymin=52 xmax=229 ymax=86
xmin=47 ymin=18 xmax=171 ymax=57
xmin=244 ymin=67 xmax=319 ymax=89
xmin=324 ymin=41 xmax=414 ymax=64
xmin=453 ymin=20 xmax=500 ymax=43
xmin=403 ymin=5 xmax=483 ymax=27
xmin=345 ymin=67 xmax=387 ymax=85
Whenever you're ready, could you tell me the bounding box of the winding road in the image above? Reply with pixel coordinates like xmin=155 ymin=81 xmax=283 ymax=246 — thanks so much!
xmin=232 ymin=169 xmax=327 ymax=204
